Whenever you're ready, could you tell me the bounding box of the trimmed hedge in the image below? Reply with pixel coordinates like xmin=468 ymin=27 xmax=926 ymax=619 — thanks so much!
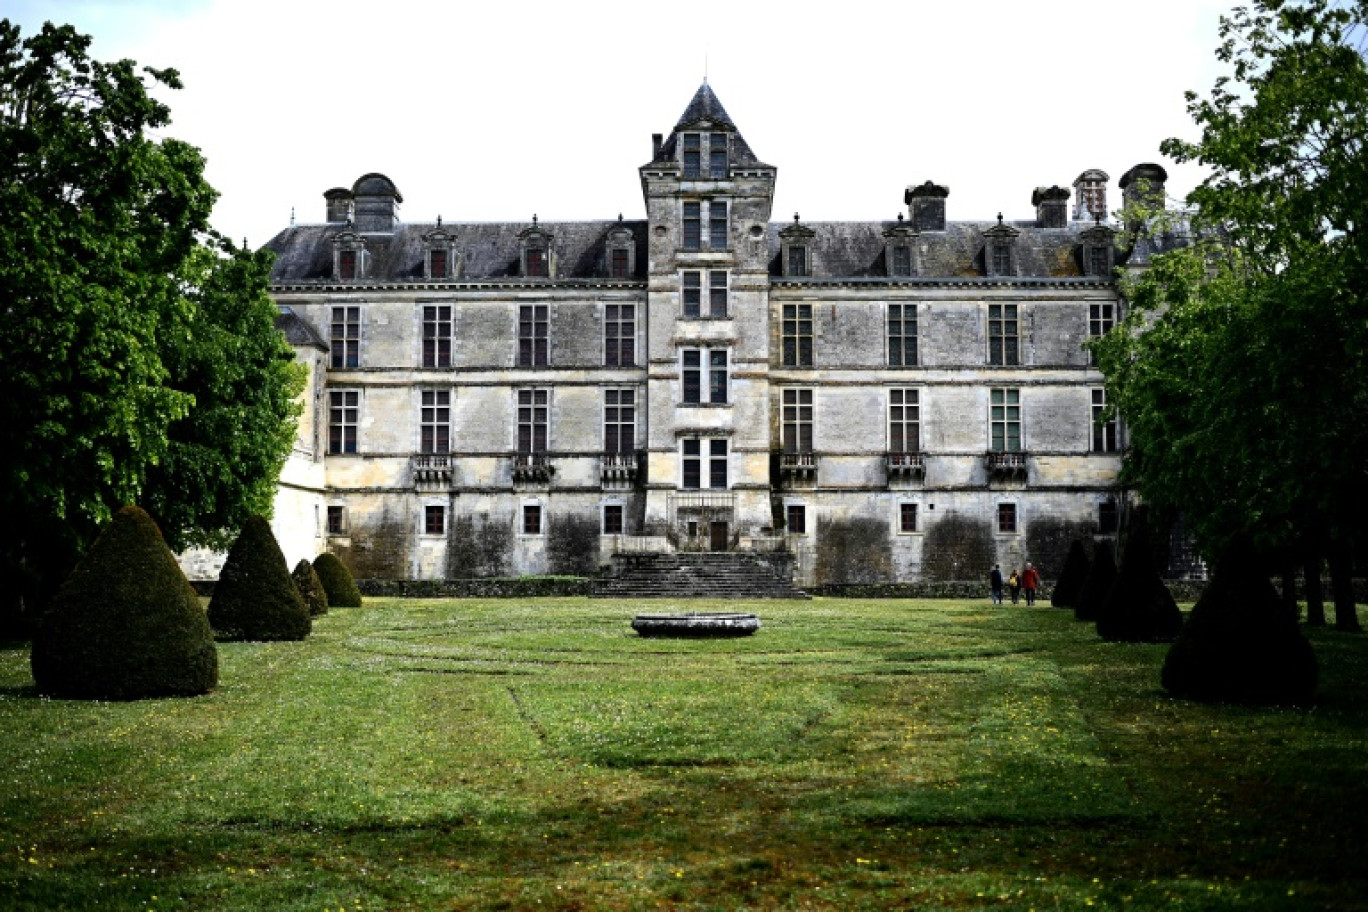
xmin=1097 ymin=508 xmax=1182 ymax=642
xmin=1074 ymin=541 xmax=1117 ymax=621
xmin=1162 ymin=536 xmax=1317 ymax=704
xmin=313 ymin=552 xmax=362 ymax=607
xmin=30 ymin=506 xmax=218 ymax=700
xmin=292 ymin=559 xmax=329 ymax=617
xmin=208 ymin=516 xmax=311 ymax=641
xmin=1051 ymin=540 xmax=1090 ymax=609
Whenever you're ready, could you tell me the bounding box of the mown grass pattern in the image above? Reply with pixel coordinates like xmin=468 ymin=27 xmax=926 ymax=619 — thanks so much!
xmin=2 ymin=597 xmax=1366 ymax=910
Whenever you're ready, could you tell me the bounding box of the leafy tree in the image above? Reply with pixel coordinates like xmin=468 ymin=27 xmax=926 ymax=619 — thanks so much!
xmin=292 ymin=559 xmax=329 ymax=617
xmin=1096 ymin=507 xmax=1183 ymax=642
xmin=30 ymin=505 xmax=218 ymax=700
xmin=313 ymin=552 xmax=363 ymax=608
xmin=1095 ymin=0 xmax=1368 ymax=630
xmin=0 ymin=21 xmax=299 ymax=633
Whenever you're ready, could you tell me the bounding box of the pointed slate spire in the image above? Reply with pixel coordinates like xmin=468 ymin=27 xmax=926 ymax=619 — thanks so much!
xmin=655 ymin=82 xmax=769 ymax=169
xmin=673 ymin=81 xmax=737 ymax=131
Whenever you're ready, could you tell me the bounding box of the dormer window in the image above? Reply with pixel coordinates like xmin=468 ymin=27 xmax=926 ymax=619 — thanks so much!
xmin=883 ymin=215 xmax=919 ymax=277
xmin=780 ymin=215 xmax=815 ymax=278
xmin=681 ymin=131 xmax=729 ymax=179
xmin=1080 ymin=224 xmax=1115 ymax=277
xmin=982 ymin=216 xmax=1020 ymax=277
xmin=423 ymin=219 xmax=458 ymax=280
xmin=332 ymin=229 xmax=367 ymax=281
xmin=606 ymin=218 xmax=635 ymax=279
xmin=519 ymin=218 xmax=553 ymax=278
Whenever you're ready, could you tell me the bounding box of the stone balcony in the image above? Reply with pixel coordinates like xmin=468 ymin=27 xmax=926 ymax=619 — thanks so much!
xmin=513 ymin=452 xmax=554 ymax=486
xmin=412 ymin=453 xmax=453 ymax=491
xmin=885 ymin=451 xmax=925 ymax=483
xmin=985 ymin=450 xmax=1029 ymax=480
xmin=779 ymin=451 xmax=817 ymax=488
xmin=600 ymin=451 xmax=640 ymax=488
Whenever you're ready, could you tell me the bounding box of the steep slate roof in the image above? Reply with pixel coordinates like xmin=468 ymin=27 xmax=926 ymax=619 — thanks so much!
xmin=767 ymin=220 xmax=1097 ymax=279
xmin=275 ymin=306 xmax=327 ymax=348
xmin=266 ymin=220 xmax=649 ymax=283
xmin=652 ymin=82 xmax=769 ymax=169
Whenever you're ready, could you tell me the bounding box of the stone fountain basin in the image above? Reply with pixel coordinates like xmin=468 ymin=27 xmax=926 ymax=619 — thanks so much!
xmin=631 ymin=612 xmax=761 ymax=638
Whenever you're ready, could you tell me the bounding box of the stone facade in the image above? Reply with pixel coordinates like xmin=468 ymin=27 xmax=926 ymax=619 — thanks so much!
xmin=259 ymin=83 xmax=1148 ymax=586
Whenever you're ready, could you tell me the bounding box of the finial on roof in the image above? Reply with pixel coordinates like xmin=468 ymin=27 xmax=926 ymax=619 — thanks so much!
xmin=897 ymin=212 xmax=904 ymax=222
xmin=290 ymin=206 xmax=295 ymax=227
xmin=532 ymin=213 xmax=538 ymax=226
xmin=793 ymin=212 xmax=801 ymax=224
xmin=997 ymin=212 xmax=1004 ymax=225
xmin=243 ymin=237 xmax=248 ymax=250
xmin=618 ymin=213 xmax=623 ymax=222
xmin=437 ymin=214 xmax=443 ymax=227
xmin=346 ymin=216 xmax=354 ymax=230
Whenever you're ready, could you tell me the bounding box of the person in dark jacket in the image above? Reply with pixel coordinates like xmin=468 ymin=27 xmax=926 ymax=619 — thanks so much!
xmin=989 ymin=564 xmax=1004 ymax=604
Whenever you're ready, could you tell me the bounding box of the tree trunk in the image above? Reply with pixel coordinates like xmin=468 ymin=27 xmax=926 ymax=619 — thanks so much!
xmin=1279 ymin=561 xmax=1298 ymax=620
xmin=1304 ymin=552 xmax=1326 ymax=627
xmin=1327 ymin=537 xmax=1362 ymax=633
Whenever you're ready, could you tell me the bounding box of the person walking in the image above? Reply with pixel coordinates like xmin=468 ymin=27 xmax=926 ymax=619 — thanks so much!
xmin=989 ymin=564 xmax=1004 ymax=605
xmin=1007 ymin=568 xmax=1021 ymax=605
xmin=1023 ymin=562 xmax=1040 ymax=606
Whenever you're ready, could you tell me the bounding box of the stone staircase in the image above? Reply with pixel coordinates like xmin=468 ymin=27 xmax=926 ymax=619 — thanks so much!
xmin=593 ymin=551 xmax=809 ymax=599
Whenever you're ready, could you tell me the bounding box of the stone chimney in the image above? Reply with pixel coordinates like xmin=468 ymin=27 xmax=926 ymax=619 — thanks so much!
xmin=1119 ymin=163 xmax=1168 ymax=211
xmin=351 ymin=173 xmax=403 ymax=233
xmin=905 ymin=181 xmax=949 ymax=231
xmin=652 ymin=133 xmax=664 ymax=160
xmin=1072 ymin=170 xmax=1109 ymax=222
xmin=1032 ymin=186 xmax=1070 ymax=228
xmin=324 ymin=188 xmax=353 ymax=223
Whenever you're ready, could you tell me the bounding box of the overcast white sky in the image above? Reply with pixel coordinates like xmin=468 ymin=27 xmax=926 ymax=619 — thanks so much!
xmin=10 ymin=0 xmax=1233 ymax=247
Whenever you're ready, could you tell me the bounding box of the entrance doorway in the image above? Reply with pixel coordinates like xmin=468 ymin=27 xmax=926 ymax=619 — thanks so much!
xmin=709 ymin=521 xmax=730 ymax=552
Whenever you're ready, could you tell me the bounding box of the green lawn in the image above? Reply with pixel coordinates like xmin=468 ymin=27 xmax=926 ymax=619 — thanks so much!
xmin=2 ymin=597 xmax=1366 ymax=910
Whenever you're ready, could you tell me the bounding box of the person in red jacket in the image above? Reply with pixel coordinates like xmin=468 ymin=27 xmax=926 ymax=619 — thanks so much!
xmin=1022 ymin=562 xmax=1041 ymax=606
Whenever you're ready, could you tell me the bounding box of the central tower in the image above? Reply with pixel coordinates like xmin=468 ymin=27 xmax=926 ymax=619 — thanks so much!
xmin=638 ymin=84 xmax=778 ymax=548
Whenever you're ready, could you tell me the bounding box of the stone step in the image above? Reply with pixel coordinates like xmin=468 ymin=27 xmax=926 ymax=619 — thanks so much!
xmin=592 ymin=551 xmax=809 ymax=599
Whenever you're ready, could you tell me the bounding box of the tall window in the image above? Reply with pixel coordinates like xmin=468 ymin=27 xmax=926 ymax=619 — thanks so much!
xmin=518 ymin=305 xmax=548 ymax=367
xmin=424 ymin=505 xmax=446 ymax=536
xmin=889 ymin=389 xmax=920 ymax=453
xmin=330 ymin=306 xmax=360 ymax=368
xmin=681 ymin=271 xmax=727 ymax=318
xmin=899 ymin=503 xmax=918 ymax=533
xmin=338 ymin=250 xmax=357 ymax=280
xmin=422 ymin=305 xmax=452 ymax=368
xmin=709 ymin=200 xmax=728 ymax=251
xmin=888 ymin=304 xmax=917 ymax=367
xmin=710 ymin=133 xmax=728 ymax=177
xmin=604 ymin=389 xmax=635 ymax=454
xmin=988 ymin=304 xmax=1020 ymax=365
xmin=788 ymin=246 xmax=808 ymax=277
xmin=683 ymin=202 xmax=701 ymax=250
xmin=525 ymin=247 xmax=548 ymax=278
xmin=327 ymin=505 xmax=346 ymax=535
xmin=420 ymin=390 xmax=450 ymax=454
xmin=782 ymin=304 xmax=814 ymax=367
xmin=328 ymin=390 xmax=358 ymax=454
xmin=990 ymin=244 xmax=1013 ymax=276
xmin=891 ymin=245 xmax=913 ymax=277
xmin=682 ymin=438 xmax=728 ymax=489
xmin=1089 ymin=303 xmax=1115 ymax=366
xmin=782 ymin=389 xmax=814 ymax=453
xmin=610 ymin=247 xmax=630 ymax=278
xmin=990 ymin=388 xmax=1021 ymax=452
xmin=682 ymin=348 xmax=728 ymax=404
xmin=786 ymin=504 xmax=807 ymax=535
xmin=605 ymin=304 xmax=635 ymax=366
xmin=1092 ymin=389 xmax=1118 ymax=452
xmin=517 ymin=389 xmax=548 ymax=454
xmin=429 ymin=249 xmax=448 ymax=279
xmin=682 ymin=133 xmax=701 ymax=178
xmin=997 ymin=502 xmax=1018 ymax=534
xmin=1098 ymin=500 xmax=1118 ymax=534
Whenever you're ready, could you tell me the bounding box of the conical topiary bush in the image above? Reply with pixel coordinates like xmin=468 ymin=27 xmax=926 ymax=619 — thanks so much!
xmin=313 ymin=552 xmax=362 ymax=608
xmin=1162 ymin=535 xmax=1317 ymax=704
xmin=1096 ymin=507 xmax=1183 ymax=642
xmin=30 ymin=506 xmax=218 ymax=700
xmin=208 ymin=516 xmax=311 ymax=641
xmin=1074 ymin=540 xmax=1117 ymax=622
xmin=292 ymin=559 xmax=329 ymax=617
xmin=1051 ymin=540 xmax=1090 ymax=609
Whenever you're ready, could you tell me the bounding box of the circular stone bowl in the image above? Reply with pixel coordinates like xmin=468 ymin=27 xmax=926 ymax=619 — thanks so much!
xmin=631 ymin=612 xmax=761 ymax=638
